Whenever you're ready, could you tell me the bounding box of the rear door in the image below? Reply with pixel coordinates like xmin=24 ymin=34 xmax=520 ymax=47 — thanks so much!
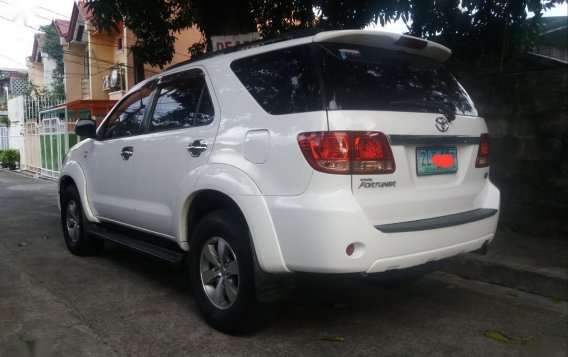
xmin=314 ymin=39 xmax=489 ymax=225
xmin=131 ymin=68 xmax=219 ymax=238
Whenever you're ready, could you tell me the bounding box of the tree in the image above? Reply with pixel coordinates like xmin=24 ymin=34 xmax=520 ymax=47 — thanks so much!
xmin=39 ymin=24 xmax=66 ymax=99
xmin=86 ymin=0 xmax=566 ymax=69
xmin=404 ymin=0 xmax=565 ymax=71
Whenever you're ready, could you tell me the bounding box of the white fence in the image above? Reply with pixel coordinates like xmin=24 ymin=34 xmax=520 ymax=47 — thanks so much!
xmin=22 ymin=122 xmax=41 ymax=173
xmin=24 ymin=95 xmax=65 ymax=123
xmin=0 ymin=126 xmax=8 ymax=150
xmin=7 ymin=96 xmax=25 ymax=156
xmin=7 ymin=95 xmax=65 ymax=173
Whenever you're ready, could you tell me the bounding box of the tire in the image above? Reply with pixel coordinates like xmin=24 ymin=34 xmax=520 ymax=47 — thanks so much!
xmin=60 ymin=185 xmax=104 ymax=256
xmin=189 ymin=209 xmax=256 ymax=334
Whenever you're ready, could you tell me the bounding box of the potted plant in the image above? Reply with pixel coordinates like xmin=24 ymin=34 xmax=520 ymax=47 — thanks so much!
xmin=1 ymin=149 xmax=19 ymax=170
xmin=0 ymin=150 xmax=5 ymax=169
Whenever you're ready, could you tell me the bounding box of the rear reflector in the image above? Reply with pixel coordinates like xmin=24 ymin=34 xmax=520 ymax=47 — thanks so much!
xmin=298 ymin=131 xmax=395 ymax=174
xmin=346 ymin=244 xmax=355 ymax=256
xmin=475 ymin=134 xmax=490 ymax=168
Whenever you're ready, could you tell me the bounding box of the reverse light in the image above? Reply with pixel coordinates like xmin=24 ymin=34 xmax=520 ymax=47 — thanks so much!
xmin=475 ymin=133 xmax=490 ymax=168
xmin=298 ymin=131 xmax=395 ymax=174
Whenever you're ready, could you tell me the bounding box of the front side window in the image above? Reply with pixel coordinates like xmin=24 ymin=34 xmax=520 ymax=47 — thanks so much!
xmin=149 ymin=70 xmax=215 ymax=132
xmin=230 ymin=45 xmax=322 ymax=115
xmin=101 ymin=81 xmax=156 ymax=140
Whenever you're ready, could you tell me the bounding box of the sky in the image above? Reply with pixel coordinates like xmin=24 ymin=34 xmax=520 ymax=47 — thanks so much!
xmin=0 ymin=0 xmax=566 ymax=70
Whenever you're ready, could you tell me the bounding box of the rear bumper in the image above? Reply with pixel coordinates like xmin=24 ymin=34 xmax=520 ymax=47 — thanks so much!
xmin=375 ymin=208 xmax=497 ymax=233
xmin=264 ymin=181 xmax=500 ymax=274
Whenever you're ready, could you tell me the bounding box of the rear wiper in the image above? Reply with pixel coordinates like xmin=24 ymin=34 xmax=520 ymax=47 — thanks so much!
xmin=388 ymin=100 xmax=456 ymax=122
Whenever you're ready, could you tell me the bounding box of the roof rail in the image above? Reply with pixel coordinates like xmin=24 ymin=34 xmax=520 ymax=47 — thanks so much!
xmin=164 ymin=28 xmax=319 ymax=72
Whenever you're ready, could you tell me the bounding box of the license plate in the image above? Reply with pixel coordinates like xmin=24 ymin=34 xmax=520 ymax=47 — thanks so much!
xmin=416 ymin=147 xmax=458 ymax=175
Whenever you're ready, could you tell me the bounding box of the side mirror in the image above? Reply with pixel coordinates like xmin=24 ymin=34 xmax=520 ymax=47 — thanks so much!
xmin=75 ymin=119 xmax=96 ymax=139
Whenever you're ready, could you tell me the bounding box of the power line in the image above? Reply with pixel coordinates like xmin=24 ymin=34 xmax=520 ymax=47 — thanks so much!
xmin=39 ymin=5 xmax=71 ymax=19
xmin=1 ymin=15 xmax=190 ymax=65
xmin=0 ymin=13 xmax=191 ymax=81
xmin=0 ymin=53 xmax=26 ymax=67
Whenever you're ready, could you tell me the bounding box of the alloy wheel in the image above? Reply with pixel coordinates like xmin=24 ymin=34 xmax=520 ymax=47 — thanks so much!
xmin=66 ymin=200 xmax=81 ymax=243
xmin=199 ymin=237 xmax=240 ymax=309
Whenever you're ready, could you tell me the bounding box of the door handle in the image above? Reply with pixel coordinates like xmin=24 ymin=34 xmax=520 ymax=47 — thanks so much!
xmin=121 ymin=146 xmax=133 ymax=160
xmin=187 ymin=139 xmax=207 ymax=157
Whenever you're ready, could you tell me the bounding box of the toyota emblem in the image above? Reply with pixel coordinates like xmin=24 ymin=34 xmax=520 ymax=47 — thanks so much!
xmin=435 ymin=117 xmax=450 ymax=132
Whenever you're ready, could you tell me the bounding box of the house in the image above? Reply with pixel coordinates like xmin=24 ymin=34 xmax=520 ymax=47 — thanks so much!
xmin=26 ymin=33 xmax=55 ymax=92
xmin=63 ymin=0 xmax=202 ymax=102
xmin=533 ymin=16 xmax=568 ymax=63
xmin=1 ymin=67 xmax=28 ymax=116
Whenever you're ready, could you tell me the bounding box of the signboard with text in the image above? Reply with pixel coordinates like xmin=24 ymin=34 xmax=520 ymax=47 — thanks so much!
xmin=211 ymin=32 xmax=261 ymax=52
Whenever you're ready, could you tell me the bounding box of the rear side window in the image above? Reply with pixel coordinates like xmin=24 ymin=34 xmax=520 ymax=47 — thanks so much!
xmin=315 ymin=43 xmax=478 ymax=116
xmin=231 ymin=45 xmax=322 ymax=115
xmin=149 ymin=69 xmax=214 ymax=132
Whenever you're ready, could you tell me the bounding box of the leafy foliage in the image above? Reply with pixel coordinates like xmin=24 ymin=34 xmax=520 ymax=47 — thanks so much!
xmin=0 ymin=149 xmax=20 ymax=165
xmin=86 ymin=0 xmax=566 ymax=69
xmin=23 ymin=81 xmax=48 ymax=97
xmin=39 ymin=24 xmax=66 ymax=99
xmin=0 ymin=115 xmax=9 ymax=128
xmin=405 ymin=0 xmax=566 ymax=71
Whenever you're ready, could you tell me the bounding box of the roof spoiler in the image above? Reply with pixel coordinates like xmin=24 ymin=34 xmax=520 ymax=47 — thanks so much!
xmin=313 ymin=30 xmax=452 ymax=63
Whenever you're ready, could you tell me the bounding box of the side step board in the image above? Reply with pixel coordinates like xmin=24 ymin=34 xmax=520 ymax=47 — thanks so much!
xmin=87 ymin=225 xmax=186 ymax=263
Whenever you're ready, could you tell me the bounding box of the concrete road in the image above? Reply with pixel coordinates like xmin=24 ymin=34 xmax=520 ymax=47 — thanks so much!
xmin=0 ymin=170 xmax=566 ymax=357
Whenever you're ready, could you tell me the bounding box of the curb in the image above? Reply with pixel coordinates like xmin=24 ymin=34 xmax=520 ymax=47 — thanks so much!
xmin=443 ymin=253 xmax=568 ymax=301
xmin=0 ymin=168 xmax=57 ymax=182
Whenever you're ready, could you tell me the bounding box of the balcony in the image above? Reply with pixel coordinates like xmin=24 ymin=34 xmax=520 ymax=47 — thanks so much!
xmin=102 ymin=64 xmax=126 ymax=100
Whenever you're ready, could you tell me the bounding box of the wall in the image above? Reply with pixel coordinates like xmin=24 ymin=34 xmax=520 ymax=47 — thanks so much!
xmin=462 ymin=68 xmax=568 ymax=237
xmin=42 ymin=53 xmax=57 ymax=90
xmin=63 ymin=42 xmax=86 ymax=102
xmin=171 ymin=26 xmax=202 ymax=65
xmin=142 ymin=26 xmax=202 ymax=81
xmin=88 ymin=25 xmax=115 ymax=101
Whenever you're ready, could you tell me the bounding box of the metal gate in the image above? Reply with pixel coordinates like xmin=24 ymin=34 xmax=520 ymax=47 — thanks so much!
xmin=22 ymin=122 xmax=41 ymax=173
xmin=40 ymin=118 xmax=67 ymax=179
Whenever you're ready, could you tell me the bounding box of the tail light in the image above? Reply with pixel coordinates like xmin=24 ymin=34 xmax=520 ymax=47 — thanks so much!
xmin=298 ymin=131 xmax=395 ymax=174
xmin=475 ymin=133 xmax=490 ymax=168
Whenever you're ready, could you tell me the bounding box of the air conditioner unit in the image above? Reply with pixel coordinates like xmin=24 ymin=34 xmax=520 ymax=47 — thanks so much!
xmin=110 ymin=68 xmax=121 ymax=89
xmin=102 ymin=75 xmax=111 ymax=90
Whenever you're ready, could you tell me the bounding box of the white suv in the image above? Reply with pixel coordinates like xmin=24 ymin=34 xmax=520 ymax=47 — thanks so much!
xmin=59 ymin=30 xmax=500 ymax=333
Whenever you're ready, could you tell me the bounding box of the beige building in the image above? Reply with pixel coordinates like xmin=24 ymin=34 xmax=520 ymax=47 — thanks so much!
xmin=27 ymin=1 xmax=201 ymax=103
xmin=63 ymin=0 xmax=202 ymax=102
xmin=26 ymin=33 xmax=46 ymax=91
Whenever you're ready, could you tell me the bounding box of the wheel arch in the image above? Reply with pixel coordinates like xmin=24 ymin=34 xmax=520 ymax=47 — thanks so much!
xmin=176 ymin=164 xmax=289 ymax=273
xmin=59 ymin=162 xmax=99 ymax=223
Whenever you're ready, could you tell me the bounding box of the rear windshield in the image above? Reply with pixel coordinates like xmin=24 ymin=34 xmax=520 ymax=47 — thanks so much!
xmin=316 ymin=43 xmax=478 ymax=116
xmin=231 ymin=42 xmax=477 ymax=117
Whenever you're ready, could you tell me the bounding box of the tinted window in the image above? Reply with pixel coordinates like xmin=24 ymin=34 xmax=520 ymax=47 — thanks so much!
xmin=230 ymin=45 xmax=322 ymax=115
xmin=316 ymin=43 xmax=478 ymax=116
xmin=102 ymin=82 xmax=156 ymax=139
xmin=149 ymin=70 xmax=214 ymax=132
